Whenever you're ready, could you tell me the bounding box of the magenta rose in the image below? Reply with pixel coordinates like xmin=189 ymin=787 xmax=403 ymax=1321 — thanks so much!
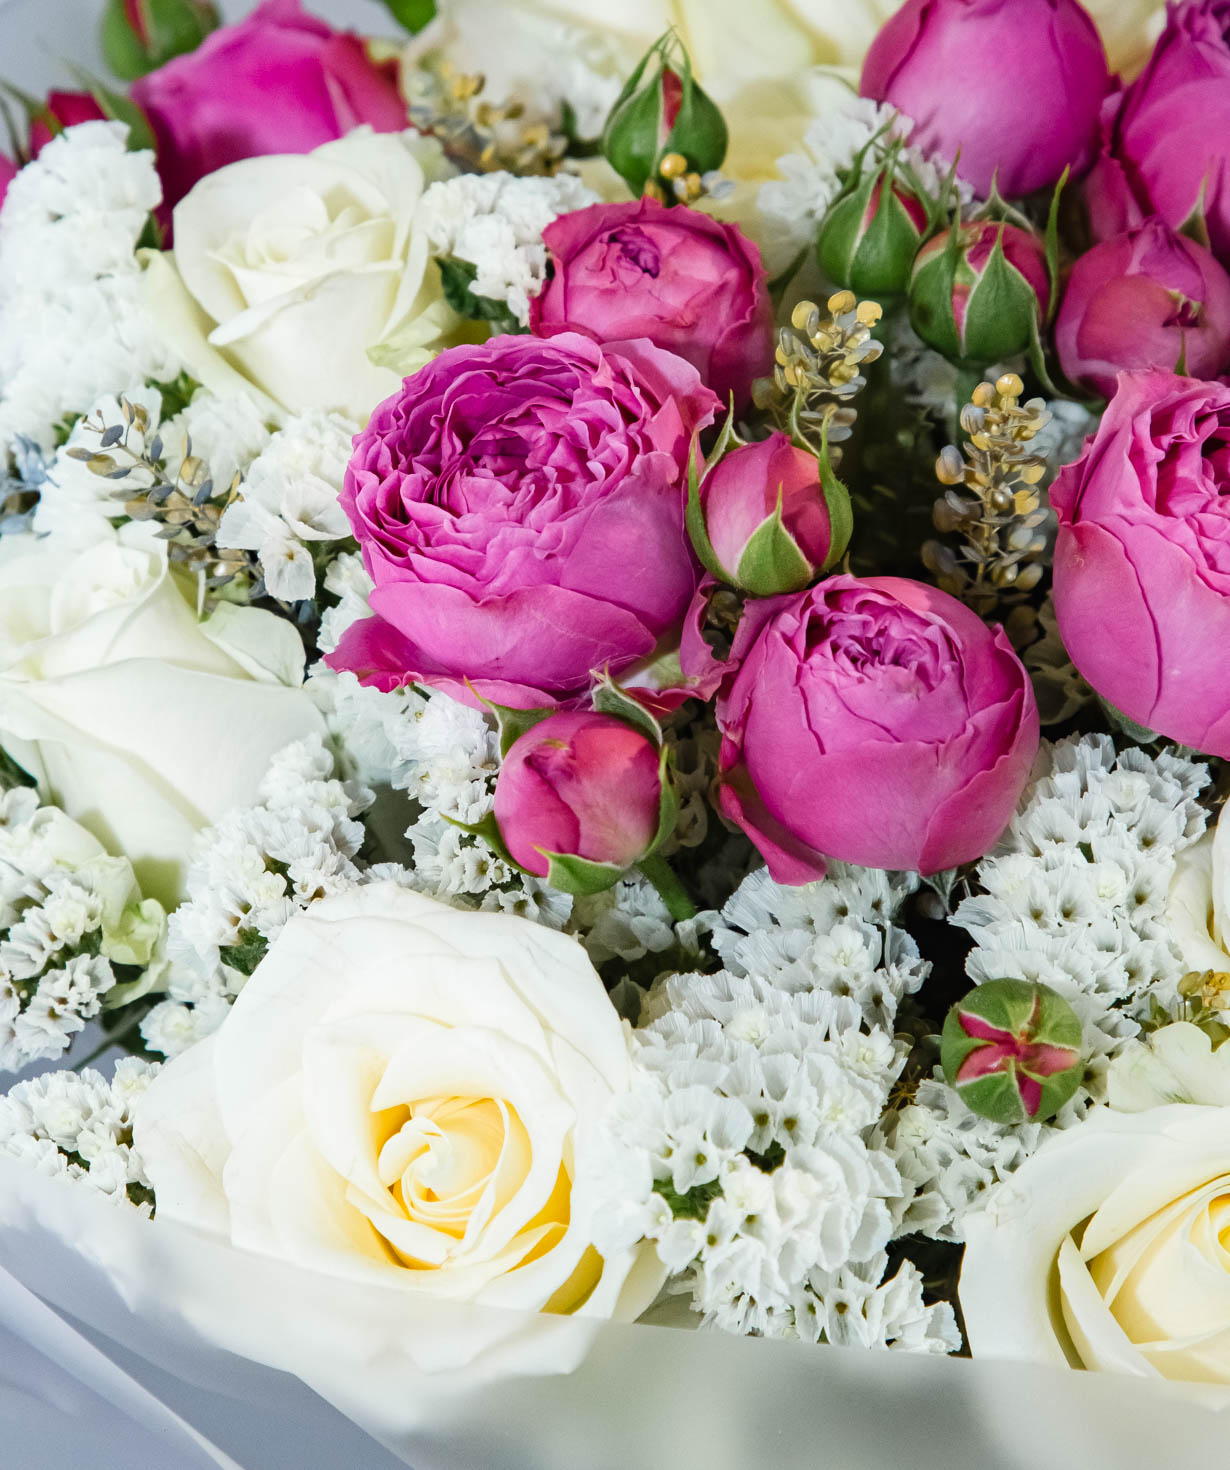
xmin=1052 ymin=370 xmax=1230 ymax=755
xmin=0 ymin=154 xmax=15 ymax=212
xmin=530 ymin=198 xmax=773 ymax=409
xmin=715 ymin=576 xmax=1038 ymax=882
xmin=1095 ymin=1 xmax=1230 ymax=265
xmin=1056 ymin=220 xmax=1230 ymax=397
xmin=860 ymin=0 xmax=1108 ymax=199
xmin=326 ymin=332 xmax=719 ymax=707
xmin=131 ymin=0 xmax=406 ymax=212
xmin=493 ymin=712 xmax=665 ymax=878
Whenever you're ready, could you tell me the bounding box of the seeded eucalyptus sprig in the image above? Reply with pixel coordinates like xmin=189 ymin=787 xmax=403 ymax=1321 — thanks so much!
xmin=921 ymin=373 xmax=1051 ymax=619
xmin=405 ymin=60 xmax=568 ymax=175
xmin=66 ymin=395 xmax=251 ymax=590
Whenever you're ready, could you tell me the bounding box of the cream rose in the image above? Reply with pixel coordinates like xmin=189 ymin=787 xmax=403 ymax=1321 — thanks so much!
xmin=0 ymin=526 xmax=323 ymax=908
xmin=143 ymin=129 xmax=461 ymax=422
xmin=1168 ymin=806 xmax=1230 ymax=983
xmin=962 ymin=1027 xmax=1230 ymax=1385
xmin=134 ymin=883 xmax=661 ymax=1326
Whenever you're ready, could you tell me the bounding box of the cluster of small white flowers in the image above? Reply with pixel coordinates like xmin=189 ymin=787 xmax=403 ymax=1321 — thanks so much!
xmin=584 ymin=868 xmax=957 ymax=1353
xmin=0 ymin=1058 xmax=159 ymax=1209
xmin=216 ymin=411 xmax=356 ymax=603
xmin=760 ymin=98 xmax=960 ymax=266
xmin=0 ymin=123 xmax=179 ymax=459
xmin=419 ymin=171 xmax=600 ymax=325
xmin=890 ymin=734 xmax=1210 ymax=1241
xmin=143 ymin=734 xmax=374 ymax=1058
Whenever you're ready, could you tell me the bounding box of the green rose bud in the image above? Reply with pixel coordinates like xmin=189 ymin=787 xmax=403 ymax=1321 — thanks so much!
xmin=817 ymin=152 xmax=932 ymax=298
xmin=102 ymin=0 xmax=220 ymax=81
xmin=909 ymin=219 xmax=1050 ymax=365
xmin=601 ymin=32 xmax=727 ymax=201
xmin=941 ymin=978 xmax=1084 ymax=1124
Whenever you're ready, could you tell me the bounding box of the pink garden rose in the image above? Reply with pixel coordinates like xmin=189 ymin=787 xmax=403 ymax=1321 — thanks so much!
xmin=1056 ymin=219 xmax=1230 ymax=397
xmin=861 ymin=0 xmax=1108 ymax=199
xmin=494 ymin=712 xmax=664 ymax=877
xmin=1093 ymin=1 xmax=1230 ymax=265
xmin=327 ymin=332 xmax=719 ymax=708
xmin=530 ymin=198 xmax=772 ymax=409
xmin=715 ymin=576 xmax=1038 ymax=882
xmin=131 ymin=0 xmax=406 ymax=211
xmin=1052 ymin=370 xmax=1230 ymax=755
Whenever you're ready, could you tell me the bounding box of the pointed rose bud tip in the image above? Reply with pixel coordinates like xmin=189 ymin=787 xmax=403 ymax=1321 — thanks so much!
xmin=941 ymin=978 xmax=1084 ymax=1125
xmin=817 ymin=156 xmax=932 ymax=299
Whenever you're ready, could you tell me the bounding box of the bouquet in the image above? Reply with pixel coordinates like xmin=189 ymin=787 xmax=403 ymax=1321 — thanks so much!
xmin=6 ymin=0 xmax=1230 ymax=1463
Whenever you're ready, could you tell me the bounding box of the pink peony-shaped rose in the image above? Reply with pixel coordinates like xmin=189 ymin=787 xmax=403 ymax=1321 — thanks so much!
xmin=1095 ymin=1 xmax=1230 ymax=265
xmin=860 ymin=0 xmax=1108 ymax=199
xmin=1056 ymin=220 xmax=1230 ymax=397
xmin=530 ymin=198 xmax=773 ymax=409
xmin=326 ymin=332 xmax=719 ymax=707
xmin=494 ymin=712 xmax=665 ymax=878
xmin=131 ymin=0 xmax=406 ymax=212
xmin=1052 ymin=370 xmax=1230 ymax=755
xmin=715 ymin=576 xmax=1038 ymax=882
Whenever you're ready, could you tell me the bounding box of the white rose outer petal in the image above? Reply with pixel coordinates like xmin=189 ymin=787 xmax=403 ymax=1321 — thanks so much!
xmin=135 ymin=883 xmax=662 ymax=1330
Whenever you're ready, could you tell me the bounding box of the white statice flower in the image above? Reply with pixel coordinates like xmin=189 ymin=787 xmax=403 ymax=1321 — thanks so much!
xmin=892 ymin=735 xmax=1210 ymax=1242
xmin=0 ymin=122 xmax=178 ymax=458
xmin=317 ymin=552 xmax=375 ymax=656
xmin=419 ymin=171 xmax=600 ymax=326
xmin=150 ymin=732 xmax=374 ymax=1057
xmin=216 ymin=410 xmax=356 ymax=602
xmin=795 ymin=1254 xmax=960 ymax=1354
xmin=161 ymin=388 xmax=273 ymax=491
xmin=0 ymin=1058 xmax=159 ymax=1209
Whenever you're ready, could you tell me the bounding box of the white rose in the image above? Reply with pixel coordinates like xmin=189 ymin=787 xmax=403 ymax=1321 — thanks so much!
xmin=961 ymin=1075 xmax=1230 ymax=1386
xmin=134 ymin=884 xmax=661 ymax=1334
xmin=143 ymin=129 xmax=462 ymax=423
xmin=1168 ymin=810 xmax=1230 ymax=981
xmin=0 ymin=527 xmax=323 ymax=907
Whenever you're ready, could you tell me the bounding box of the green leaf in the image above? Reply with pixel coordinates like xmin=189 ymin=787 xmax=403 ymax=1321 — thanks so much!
xmin=591 ymin=673 xmax=664 ymax=747
xmin=1098 ymin=694 xmax=1160 ymax=745
xmin=382 ymin=0 xmax=437 ymax=32
xmin=101 ymin=0 xmax=219 ymax=79
xmin=817 ymin=418 xmax=854 ymax=571
xmin=436 ymin=256 xmax=521 ymax=333
xmin=541 ymin=850 xmax=626 ymax=896
xmin=734 ymin=495 xmax=814 ymax=597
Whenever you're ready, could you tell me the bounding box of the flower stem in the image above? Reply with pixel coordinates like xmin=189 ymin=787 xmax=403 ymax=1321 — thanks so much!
xmin=637 ymin=854 xmax=697 ymax=923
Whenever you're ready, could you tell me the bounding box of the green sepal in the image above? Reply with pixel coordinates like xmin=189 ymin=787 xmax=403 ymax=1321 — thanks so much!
xmin=591 ymin=672 xmax=664 ymax=748
xmin=101 ymin=0 xmax=219 ymax=81
xmin=817 ymin=418 xmax=853 ymax=571
xmin=1178 ymin=177 xmax=1212 ymax=250
xmin=63 ymin=63 xmax=157 ymax=154
xmin=539 ymin=850 xmax=626 ymax=896
xmin=473 ymin=693 xmax=555 ymax=760
xmin=961 ymin=226 xmax=1035 ymax=363
xmin=908 ymin=235 xmax=963 ymax=362
xmin=442 ymin=809 xmax=521 ymax=870
xmin=733 ymin=493 xmax=814 ymax=596
xmin=380 ymin=0 xmax=437 ymax=33
xmin=1042 ymin=166 xmax=1069 ymax=326
xmin=1098 ymin=695 xmax=1160 ymax=745
xmin=647 ymin=745 xmax=680 ymax=857
xmin=685 ymin=402 xmax=741 ymax=581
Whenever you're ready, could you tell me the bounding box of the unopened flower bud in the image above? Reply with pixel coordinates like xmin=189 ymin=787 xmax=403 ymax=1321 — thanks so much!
xmin=817 ymin=153 xmax=931 ymax=298
xmin=941 ymin=978 xmax=1084 ymax=1124
xmin=691 ymin=434 xmax=831 ymax=597
xmin=601 ymin=32 xmax=727 ymax=200
xmin=102 ymin=0 xmax=220 ymax=81
xmin=909 ymin=219 xmax=1050 ymax=365
xmin=493 ymin=712 xmax=673 ymax=894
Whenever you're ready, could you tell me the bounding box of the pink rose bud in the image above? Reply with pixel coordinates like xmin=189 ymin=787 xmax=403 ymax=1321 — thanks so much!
xmin=601 ymin=32 xmax=727 ymax=199
xmin=1056 ymin=219 xmax=1230 ymax=398
xmin=27 ymin=92 xmax=109 ymax=158
xmin=102 ymin=0 xmax=220 ymax=81
xmin=817 ymin=150 xmax=933 ymax=298
xmin=716 ymin=575 xmax=1038 ymax=883
xmin=941 ymin=979 xmax=1084 ymax=1124
xmin=693 ymin=434 xmax=831 ymax=596
xmin=1096 ymin=1 xmax=1230 ymax=266
xmin=1052 ymin=370 xmax=1230 ymax=757
xmin=860 ymin=0 xmax=1108 ymax=199
xmin=909 ymin=219 xmax=1050 ymax=364
xmin=131 ymin=0 xmax=407 ymax=212
xmin=493 ymin=712 xmax=668 ymax=886
xmin=531 ymin=198 xmax=773 ymax=410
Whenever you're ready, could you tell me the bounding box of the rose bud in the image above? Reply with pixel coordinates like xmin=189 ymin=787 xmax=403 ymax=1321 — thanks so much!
xmin=601 ymin=32 xmax=727 ymax=201
xmin=1056 ymin=220 xmax=1230 ymax=398
xmin=690 ymin=433 xmax=831 ymax=597
xmin=1096 ymin=1 xmax=1230 ymax=265
xmin=1052 ymin=370 xmax=1230 ymax=757
xmin=909 ymin=219 xmax=1051 ymax=364
xmin=530 ymin=197 xmax=772 ymax=410
xmin=27 ymin=92 xmax=109 ymax=157
xmin=941 ymin=979 xmax=1084 ymax=1124
xmin=860 ymin=0 xmax=1108 ymax=200
xmin=492 ymin=712 xmax=673 ymax=894
xmin=715 ymin=574 xmax=1039 ymax=882
xmin=102 ymin=0 xmax=220 ymax=80
xmin=817 ymin=149 xmax=932 ymax=298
